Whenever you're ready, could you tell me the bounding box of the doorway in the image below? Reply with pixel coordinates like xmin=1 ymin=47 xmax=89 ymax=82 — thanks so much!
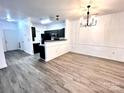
xmin=2 ymin=29 xmax=19 ymax=52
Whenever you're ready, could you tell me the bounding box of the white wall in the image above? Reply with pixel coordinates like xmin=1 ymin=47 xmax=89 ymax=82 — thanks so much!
xmin=0 ymin=20 xmax=18 ymax=30
xmin=18 ymin=19 xmax=34 ymax=55
xmin=0 ymin=31 xmax=7 ymax=69
xmin=70 ymin=12 xmax=124 ymax=62
xmin=65 ymin=20 xmax=71 ymax=49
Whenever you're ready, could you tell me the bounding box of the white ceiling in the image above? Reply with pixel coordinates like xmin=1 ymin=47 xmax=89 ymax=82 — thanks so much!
xmin=0 ymin=0 xmax=124 ymax=21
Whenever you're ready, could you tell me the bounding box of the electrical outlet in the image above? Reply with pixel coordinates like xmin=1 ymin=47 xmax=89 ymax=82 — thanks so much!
xmin=112 ymin=51 xmax=115 ymax=55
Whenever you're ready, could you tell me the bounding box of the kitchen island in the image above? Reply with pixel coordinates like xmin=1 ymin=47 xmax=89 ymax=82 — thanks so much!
xmin=40 ymin=39 xmax=70 ymax=62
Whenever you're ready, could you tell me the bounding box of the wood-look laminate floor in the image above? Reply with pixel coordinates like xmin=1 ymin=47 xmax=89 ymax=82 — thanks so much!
xmin=0 ymin=50 xmax=124 ymax=93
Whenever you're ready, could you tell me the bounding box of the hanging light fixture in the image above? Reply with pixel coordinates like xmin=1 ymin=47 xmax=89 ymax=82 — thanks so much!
xmin=56 ymin=15 xmax=60 ymax=21
xmin=80 ymin=4 xmax=97 ymax=27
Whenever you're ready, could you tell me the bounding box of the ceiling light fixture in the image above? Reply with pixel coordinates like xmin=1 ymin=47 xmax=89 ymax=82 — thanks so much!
xmin=56 ymin=15 xmax=60 ymax=21
xmin=5 ymin=12 xmax=16 ymax=22
xmin=41 ymin=18 xmax=52 ymax=25
xmin=80 ymin=4 xmax=97 ymax=27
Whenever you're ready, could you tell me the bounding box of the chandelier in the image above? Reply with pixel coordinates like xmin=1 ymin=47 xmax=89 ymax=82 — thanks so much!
xmin=80 ymin=4 xmax=97 ymax=27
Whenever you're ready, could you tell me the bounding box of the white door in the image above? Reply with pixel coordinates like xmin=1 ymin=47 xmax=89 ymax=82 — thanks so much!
xmin=3 ymin=29 xmax=19 ymax=51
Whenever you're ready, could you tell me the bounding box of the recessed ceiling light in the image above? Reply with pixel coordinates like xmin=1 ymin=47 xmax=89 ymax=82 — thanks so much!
xmin=41 ymin=18 xmax=52 ymax=24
